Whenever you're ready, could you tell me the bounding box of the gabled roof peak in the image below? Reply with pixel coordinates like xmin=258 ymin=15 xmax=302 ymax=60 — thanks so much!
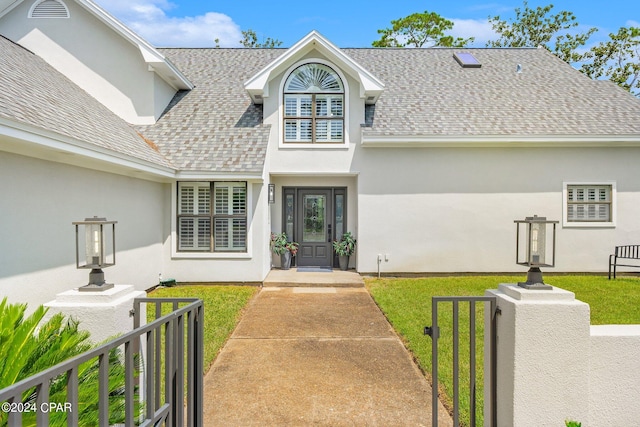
xmin=0 ymin=0 xmax=193 ymax=90
xmin=244 ymin=30 xmax=384 ymax=104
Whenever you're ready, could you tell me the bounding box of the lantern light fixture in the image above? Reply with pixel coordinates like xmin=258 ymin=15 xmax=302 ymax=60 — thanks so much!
xmin=268 ymin=184 xmax=275 ymax=204
xmin=514 ymin=215 xmax=558 ymax=290
xmin=73 ymin=216 xmax=117 ymax=291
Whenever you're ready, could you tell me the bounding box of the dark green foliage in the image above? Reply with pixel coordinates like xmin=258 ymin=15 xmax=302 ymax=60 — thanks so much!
xmin=332 ymin=231 xmax=357 ymax=256
xmin=581 ymin=26 xmax=640 ymax=96
xmin=373 ymin=11 xmax=473 ymax=48
xmin=270 ymin=232 xmax=299 ymax=256
xmin=486 ymin=1 xmax=597 ymax=64
xmin=241 ymin=29 xmax=283 ymax=48
xmin=0 ymin=298 xmax=137 ymax=426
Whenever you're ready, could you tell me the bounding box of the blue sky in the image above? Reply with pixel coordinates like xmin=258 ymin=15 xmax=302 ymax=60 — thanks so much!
xmin=96 ymin=0 xmax=639 ymax=49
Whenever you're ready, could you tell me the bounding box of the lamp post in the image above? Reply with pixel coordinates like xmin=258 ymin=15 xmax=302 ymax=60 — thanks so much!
xmin=73 ymin=216 xmax=117 ymax=291
xmin=515 ymin=215 xmax=558 ymax=290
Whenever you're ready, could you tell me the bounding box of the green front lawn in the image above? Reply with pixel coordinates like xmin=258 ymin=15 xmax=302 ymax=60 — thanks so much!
xmin=365 ymin=275 xmax=640 ymax=427
xmin=147 ymin=285 xmax=259 ymax=370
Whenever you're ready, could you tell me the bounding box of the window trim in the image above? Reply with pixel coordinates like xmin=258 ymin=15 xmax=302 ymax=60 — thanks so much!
xmin=279 ymin=59 xmax=350 ymax=149
xmin=172 ymin=181 xmax=252 ymax=259
xmin=563 ymin=181 xmax=616 ymax=228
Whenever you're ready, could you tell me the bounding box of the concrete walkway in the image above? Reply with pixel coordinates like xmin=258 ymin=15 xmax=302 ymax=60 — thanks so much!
xmin=202 ymin=283 xmax=453 ymax=426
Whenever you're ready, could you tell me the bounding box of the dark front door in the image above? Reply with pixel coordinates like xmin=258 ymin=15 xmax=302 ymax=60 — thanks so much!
xmin=296 ymin=189 xmax=332 ymax=267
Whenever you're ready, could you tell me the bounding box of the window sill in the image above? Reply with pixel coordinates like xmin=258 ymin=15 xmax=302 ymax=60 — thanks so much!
xmin=279 ymin=142 xmax=349 ymax=149
xmin=171 ymin=251 xmax=252 ymax=260
xmin=562 ymin=221 xmax=616 ymax=228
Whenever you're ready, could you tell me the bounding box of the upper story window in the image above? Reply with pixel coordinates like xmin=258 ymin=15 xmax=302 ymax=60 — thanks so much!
xmin=283 ymin=63 xmax=344 ymax=144
xmin=29 ymin=0 xmax=70 ymax=18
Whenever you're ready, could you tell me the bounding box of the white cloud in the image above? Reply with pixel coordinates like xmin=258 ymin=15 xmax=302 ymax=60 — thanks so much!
xmin=449 ymin=18 xmax=497 ymax=47
xmin=94 ymin=0 xmax=242 ymax=47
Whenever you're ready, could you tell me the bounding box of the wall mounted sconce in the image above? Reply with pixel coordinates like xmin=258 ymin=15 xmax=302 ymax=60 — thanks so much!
xmin=268 ymin=184 xmax=275 ymax=204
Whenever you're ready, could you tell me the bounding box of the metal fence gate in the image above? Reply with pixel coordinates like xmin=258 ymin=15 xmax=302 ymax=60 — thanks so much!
xmin=0 ymin=297 xmax=203 ymax=427
xmin=424 ymin=296 xmax=498 ymax=427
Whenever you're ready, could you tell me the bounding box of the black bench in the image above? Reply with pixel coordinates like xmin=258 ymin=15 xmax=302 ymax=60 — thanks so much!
xmin=609 ymin=245 xmax=640 ymax=279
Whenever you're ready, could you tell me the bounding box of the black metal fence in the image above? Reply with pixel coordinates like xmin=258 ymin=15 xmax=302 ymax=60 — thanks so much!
xmin=0 ymin=297 xmax=203 ymax=427
xmin=424 ymin=296 xmax=498 ymax=427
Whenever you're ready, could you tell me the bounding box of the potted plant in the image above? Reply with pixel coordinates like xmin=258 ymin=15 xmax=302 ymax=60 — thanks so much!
xmin=270 ymin=232 xmax=299 ymax=270
xmin=333 ymin=231 xmax=357 ymax=271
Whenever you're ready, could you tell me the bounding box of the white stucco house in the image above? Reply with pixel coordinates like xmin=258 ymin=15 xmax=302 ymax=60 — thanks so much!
xmin=2 ymin=0 xmax=640 ymax=308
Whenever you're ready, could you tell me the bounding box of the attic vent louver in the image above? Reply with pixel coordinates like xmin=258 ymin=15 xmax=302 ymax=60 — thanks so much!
xmin=453 ymin=52 xmax=481 ymax=68
xmin=29 ymin=0 xmax=70 ymax=18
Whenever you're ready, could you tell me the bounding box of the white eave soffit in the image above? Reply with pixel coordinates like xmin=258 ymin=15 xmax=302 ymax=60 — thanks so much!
xmin=78 ymin=0 xmax=193 ymax=90
xmin=0 ymin=1 xmax=192 ymax=90
xmin=19 ymin=0 xmax=194 ymax=90
xmin=360 ymin=134 xmax=640 ymax=148
xmin=244 ymin=30 xmax=384 ymax=104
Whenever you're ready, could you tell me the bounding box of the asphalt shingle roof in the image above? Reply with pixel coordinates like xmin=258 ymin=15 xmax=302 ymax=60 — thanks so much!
xmin=147 ymin=47 xmax=639 ymax=164
xmin=137 ymin=49 xmax=282 ymax=173
xmin=3 ymin=39 xmax=639 ymax=177
xmin=0 ymin=35 xmax=173 ymax=169
xmin=343 ymin=47 xmax=640 ymax=138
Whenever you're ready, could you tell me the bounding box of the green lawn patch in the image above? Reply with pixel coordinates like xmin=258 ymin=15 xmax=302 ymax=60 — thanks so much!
xmin=365 ymin=275 xmax=640 ymax=426
xmin=147 ymin=285 xmax=258 ymax=371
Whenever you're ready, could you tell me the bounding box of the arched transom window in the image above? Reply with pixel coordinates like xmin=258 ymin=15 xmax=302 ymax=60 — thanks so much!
xmin=283 ymin=63 xmax=344 ymax=143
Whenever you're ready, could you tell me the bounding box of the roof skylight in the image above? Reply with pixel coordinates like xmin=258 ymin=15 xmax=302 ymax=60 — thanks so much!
xmin=453 ymin=52 xmax=481 ymax=68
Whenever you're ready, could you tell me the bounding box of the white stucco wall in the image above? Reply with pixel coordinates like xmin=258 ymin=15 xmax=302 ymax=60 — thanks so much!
xmin=354 ymin=146 xmax=640 ymax=273
xmin=0 ymin=0 xmax=176 ymax=124
xmin=486 ymin=284 xmax=640 ymax=427
xmin=268 ymin=175 xmax=358 ymax=269
xmin=162 ymin=181 xmax=271 ymax=283
xmin=589 ymin=325 xmax=640 ymax=426
xmin=0 ymin=151 xmax=165 ymax=311
xmin=262 ymin=52 xmax=363 ymax=175
xmin=256 ymin=47 xmax=640 ymax=275
xmin=486 ymin=284 xmax=591 ymax=427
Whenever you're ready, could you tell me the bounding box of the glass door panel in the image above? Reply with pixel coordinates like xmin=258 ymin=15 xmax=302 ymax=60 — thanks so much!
xmin=302 ymin=195 xmax=326 ymax=242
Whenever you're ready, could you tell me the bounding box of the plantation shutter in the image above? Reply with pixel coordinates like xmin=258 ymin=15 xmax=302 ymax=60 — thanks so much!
xmin=567 ymin=185 xmax=611 ymax=222
xmin=213 ymin=183 xmax=247 ymax=251
xmin=178 ymin=182 xmax=211 ymax=251
xmin=283 ymin=63 xmax=344 ymax=143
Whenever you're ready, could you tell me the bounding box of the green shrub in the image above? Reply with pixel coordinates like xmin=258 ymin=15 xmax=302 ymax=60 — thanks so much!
xmin=0 ymin=297 xmax=135 ymax=426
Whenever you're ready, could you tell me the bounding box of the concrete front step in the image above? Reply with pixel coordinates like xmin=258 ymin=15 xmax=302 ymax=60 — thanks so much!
xmin=263 ymin=268 xmax=364 ymax=287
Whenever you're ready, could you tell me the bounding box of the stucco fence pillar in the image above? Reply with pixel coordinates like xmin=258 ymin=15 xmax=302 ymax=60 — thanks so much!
xmin=485 ymin=283 xmax=640 ymax=427
xmin=44 ymin=285 xmax=146 ymax=344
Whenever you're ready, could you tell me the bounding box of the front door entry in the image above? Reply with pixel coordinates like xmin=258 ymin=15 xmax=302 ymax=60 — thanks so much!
xmin=297 ymin=189 xmax=332 ymax=267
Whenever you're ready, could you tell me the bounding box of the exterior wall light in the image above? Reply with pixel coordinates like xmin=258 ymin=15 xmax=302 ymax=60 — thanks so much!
xmin=73 ymin=216 xmax=117 ymax=291
xmin=268 ymin=184 xmax=276 ymax=204
xmin=514 ymin=215 xmax=558 ymax=290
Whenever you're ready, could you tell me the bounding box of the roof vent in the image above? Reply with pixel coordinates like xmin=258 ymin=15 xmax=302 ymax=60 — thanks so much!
xmin=29 ymin=0 xmax=70 ymax=19
xmin=453 ymin=52 xmax=481 ymax=68
xmin=516 ymin=64 xmax=523 ymax=73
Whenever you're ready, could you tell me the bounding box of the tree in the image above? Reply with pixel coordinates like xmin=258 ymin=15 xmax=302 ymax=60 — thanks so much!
xmin=581 ymin=26 xmax=640 ymax=96
xmin=486 ymin=1 xmax=597 ymax=64
xmin=372 ymin=11 xmax=474 ymax=48
xmin=241 ymin=29 xmax=283 ymax=48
